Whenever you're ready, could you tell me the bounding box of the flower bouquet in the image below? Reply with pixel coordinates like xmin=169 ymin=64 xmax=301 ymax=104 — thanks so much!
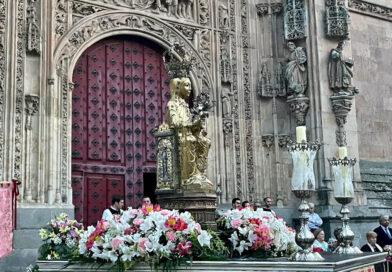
xmin=73 ymin=204 xmax=228 ymax=271
xmin=38 ymin=213 xmax=84 ymax=260
xmin=217 ymin=208 xmax=297 ymax=258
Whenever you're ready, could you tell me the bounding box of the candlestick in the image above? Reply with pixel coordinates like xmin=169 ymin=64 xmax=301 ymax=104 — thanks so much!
xmin=338 ymin=146 xmax=347 ymax=159
xmin=296 ymin=126 xmax=307 ymax=143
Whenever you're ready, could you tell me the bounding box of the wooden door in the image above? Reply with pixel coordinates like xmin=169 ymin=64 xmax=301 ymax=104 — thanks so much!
xmin=71 ymin=36 xmax=170 ymax=226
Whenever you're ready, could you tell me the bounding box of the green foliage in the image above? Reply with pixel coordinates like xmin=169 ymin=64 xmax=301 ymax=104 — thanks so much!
xmin=188 ymin=230 xmax=229 ymax=261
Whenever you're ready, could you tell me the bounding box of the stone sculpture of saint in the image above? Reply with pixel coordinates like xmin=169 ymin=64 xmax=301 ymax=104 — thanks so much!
xmin=166 ymin=77 xmax=213 ymax=190
xmin=285 ymin=41 xmax=307 ymax=96
xmin=328 ymin=41 xmax=357 ymax=95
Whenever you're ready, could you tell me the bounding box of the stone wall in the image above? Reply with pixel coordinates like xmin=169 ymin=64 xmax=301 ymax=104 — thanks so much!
xmin=350 ymin=10 xmax=392 ymax=162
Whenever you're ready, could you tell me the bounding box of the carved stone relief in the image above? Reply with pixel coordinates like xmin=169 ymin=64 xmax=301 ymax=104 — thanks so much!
xmin=25 ymin=95 xmax=39 ymax=131
xmin=26 ymin=0 xmax=40 ymax=54
xmin=55 ymin=0 xmax=68 ymax=38
xmin=71 ymin=0 xmax=196 ymax=24
xmin=0 ymin=0 xmax=6 ymax=179
xmin=199 ymin=0 xmax=210 ymax=25
xmin=219 ymin=4 xmax=229 ymax=29
xmin=348 ymin=0 xmax=392 ymax=22
xmin=241 ymin=0 xmax=255 ymax=201
xmin=221 ymin=85 xmax=232 ymax=118
xmin=14 ymin=0 xmax=25 ymax=181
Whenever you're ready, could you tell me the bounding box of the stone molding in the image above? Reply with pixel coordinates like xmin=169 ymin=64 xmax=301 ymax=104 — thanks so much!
xmin=348 ymin=0 xmax=392 ymax=22
xmin=26 ymin=0 xmax=41 ymax=54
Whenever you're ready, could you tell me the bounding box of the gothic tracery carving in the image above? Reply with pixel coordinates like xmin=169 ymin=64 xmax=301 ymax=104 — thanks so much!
xmin=284 ymin=0 xmax=307 ymax=40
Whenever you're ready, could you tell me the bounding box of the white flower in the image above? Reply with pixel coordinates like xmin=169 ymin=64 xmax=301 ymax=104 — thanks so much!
xmin=197 ymin=230 xmax=212 ymax=248
xmin=65 ymin=237 xmax=76 ymax=248
xmin=52 ymin=236 xmax=62 ymax=245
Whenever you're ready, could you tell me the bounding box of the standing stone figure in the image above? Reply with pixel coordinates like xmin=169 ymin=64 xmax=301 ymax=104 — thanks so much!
xmin=284 ymin=41 xmax=307 ymax=96
xmin=328 ymin=41 xmax=357 ymax=95
xmin=166 ymin=77 xmax=213 ymax=189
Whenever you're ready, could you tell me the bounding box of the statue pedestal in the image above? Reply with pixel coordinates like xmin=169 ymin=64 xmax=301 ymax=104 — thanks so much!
xmin=156 ymin=189 xmax=217 ymax=230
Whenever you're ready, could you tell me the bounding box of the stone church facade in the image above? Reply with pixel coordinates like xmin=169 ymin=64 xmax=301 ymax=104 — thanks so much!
xmin=0 ymin=0 xmax=392 ymax=270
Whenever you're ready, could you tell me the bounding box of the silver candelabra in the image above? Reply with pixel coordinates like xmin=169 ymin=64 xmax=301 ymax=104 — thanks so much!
xmin=289 ymin=140 xmax=324 ymax=261
xmin=329 ymin=157 xmax=362 ymax=254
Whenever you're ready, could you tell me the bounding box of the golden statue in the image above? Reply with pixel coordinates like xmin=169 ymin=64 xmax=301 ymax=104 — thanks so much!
xmin=166 ymin=77 xmax=213 ymax=190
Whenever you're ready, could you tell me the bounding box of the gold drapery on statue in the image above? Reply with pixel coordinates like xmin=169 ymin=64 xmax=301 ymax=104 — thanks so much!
xmin=165 ymin=77 xmax=213 ymax=190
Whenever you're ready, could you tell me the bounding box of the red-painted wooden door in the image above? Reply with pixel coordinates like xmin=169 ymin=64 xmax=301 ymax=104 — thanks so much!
xmin=71 ymin=36 xmax=170 ymax=226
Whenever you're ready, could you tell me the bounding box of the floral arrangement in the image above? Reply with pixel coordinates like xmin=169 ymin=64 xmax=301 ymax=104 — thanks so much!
xmin=38 ymin=213 xmax=84 ymax=260
xmin=217 ymin=208 xmax=297 ymax=257
xmin=74 ymin=204 xmax=228 ymax=271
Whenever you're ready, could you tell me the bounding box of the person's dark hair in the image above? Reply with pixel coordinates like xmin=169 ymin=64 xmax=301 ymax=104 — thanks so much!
xmin=242 ymin=201 xmax=249 ymax=207
xmin=334 ymin=227 xmax=343 ymax=242
xmin=112 ymin=194 xmax=123 ymax=205
xmin=142 ymin=195 xmax=151 ymax=200
xmin=232 ymin=197 xmax=240 ymax=204
xmin=313 ymin=228 xmax=324 ymax=240
xmin=263 ymin=197 xmax=271 ymax=202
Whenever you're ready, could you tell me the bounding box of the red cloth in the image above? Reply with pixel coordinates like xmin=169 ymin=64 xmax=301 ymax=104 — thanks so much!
xmin=0 ymin=182 xmax=14 ymax=258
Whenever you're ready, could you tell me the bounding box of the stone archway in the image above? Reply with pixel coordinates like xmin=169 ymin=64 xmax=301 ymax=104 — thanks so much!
xmin=51 ymin=10 xmax=213 ymax=206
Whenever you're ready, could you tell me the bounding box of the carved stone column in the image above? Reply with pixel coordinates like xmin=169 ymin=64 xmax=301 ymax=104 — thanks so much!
xmin=23 ymin=94 xmax=39 ymax=202
xmin=330 ymin=94 xmax=354 ymax=146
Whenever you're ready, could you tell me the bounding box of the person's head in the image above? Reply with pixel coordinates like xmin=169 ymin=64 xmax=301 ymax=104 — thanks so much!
xmin=242 ymin=201 xmax=250 ymax=208
xmin=366 ymin=231 xmax=378 ymax=246
xmin=232 ymin=198 xmax=241 ymax=209
xmin=314 ymin=228 xmax=325 ymax=242
xmin=379 ymin=215 xmax=390 ymax=227
xmin=253 ymin=201 xmax=262 ymax=211
xmin=142 ymin=196 xmax=151 ymax=205
xmin=111 ymin=195 xmax=124 ymax=210
xmin=308 ymin=202 xmax=315 ymax=214
xmin=264 ymin=197 xmax=272 ymax=208
xmin=287 ymin=41 xmax=296 ymax=51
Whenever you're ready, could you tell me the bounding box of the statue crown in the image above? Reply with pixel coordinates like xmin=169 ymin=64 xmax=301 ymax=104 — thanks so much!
xmin=163 ymin=44 xmax=195 ymax=79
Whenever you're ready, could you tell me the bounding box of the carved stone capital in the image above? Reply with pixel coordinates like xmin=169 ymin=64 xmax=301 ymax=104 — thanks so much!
xmin=256 ymin=2 xmax=283 ymax=16
xmin=330 ymin=94 xmax=354 ymax=127
xmin=287 ymin=95 xmax=309 ymax=126
xmin=330 ymin=94 xmax=353 ymax=146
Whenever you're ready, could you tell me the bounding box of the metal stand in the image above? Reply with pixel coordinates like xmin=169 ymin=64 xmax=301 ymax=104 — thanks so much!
xmin=291 ymin=190 xmax=324 ymax=261
xmin=333 ymin=198 xmax=362 ymax=254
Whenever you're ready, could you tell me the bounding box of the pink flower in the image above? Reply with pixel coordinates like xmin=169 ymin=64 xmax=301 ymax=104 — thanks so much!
xmin=138 ymin=238 xmax=149 ymax=251
xmin=110 ymin=236 xmax=123 ymax=249
xmin=86 ymin=240 xmax=94 ymax=249
xmin=177 ymin=241 xmax=192 ymax=255
xmin=230 ymin=218 xmax=242 ymax=229
xmin=129 ymin=209 xmax=139 ymax=216
xmin=195 ymin=223 xmax=201 ymax=233
xmin=133 ymin=218 xmax=144 ymax=226
xmin=102 ymin=221 xmax=109 ymax=230
xmin=167 ymin=231 xmax=176 ymax=241
xmin=160 ymin=209 xmax=170 ymax=216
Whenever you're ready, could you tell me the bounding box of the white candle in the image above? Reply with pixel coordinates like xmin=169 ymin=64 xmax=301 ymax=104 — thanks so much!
xmin=296 ymin=126 xmax=307 ymax=143
xmin=338 ymin=146 xmax=347 ymax=159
